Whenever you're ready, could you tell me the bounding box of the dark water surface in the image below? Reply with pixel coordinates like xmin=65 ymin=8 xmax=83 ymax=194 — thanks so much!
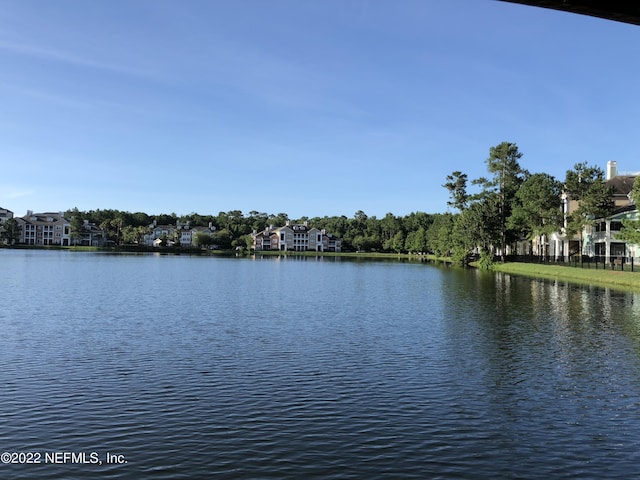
xmin=2 ymin=250 xmax=640 ymax=479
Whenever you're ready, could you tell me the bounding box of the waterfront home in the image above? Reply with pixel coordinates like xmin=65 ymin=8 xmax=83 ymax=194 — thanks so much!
xmin=145 ymin=220 xmax=217 ymax=247
xmin=0 ymin=207 xmax=13 ymax=224
xmin=16 ymin=211 xmax=71 ymax=246
xmin=144 ymin=221 xmax=177 ymax=246
xmin=548 ymin=161 xmax=640 ymax=262
xmin=252 ymin=221 xmax=342 ymax=252
xmin=0 ymin=207 xmax=14 ymax=244
xmin=177 ymin=222 xmax=216 ymax=247
xmin=76 ymin=220 xmax=108 ymax=247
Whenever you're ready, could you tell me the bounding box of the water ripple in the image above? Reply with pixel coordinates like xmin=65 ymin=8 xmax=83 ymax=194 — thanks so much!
xmin=2 ymin=253 xmax=640 ymax=478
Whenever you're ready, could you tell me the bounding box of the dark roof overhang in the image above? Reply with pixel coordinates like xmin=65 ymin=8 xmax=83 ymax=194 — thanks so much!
xmin=498 ymin=1 xmax=640 ymax=26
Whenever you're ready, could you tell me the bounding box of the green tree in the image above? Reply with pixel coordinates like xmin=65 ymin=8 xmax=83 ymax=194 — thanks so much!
xmin=68 ymin=207 xmax=85 ymax=246
xmin=564 ymin=162 xmax=615 ymax=255
xmin=508 ymin=173 xmax=562 ymax=259
xmin=212 ymin=229 xmax=232 ymax=250
xmin=381 ymin=212 xmax=402 ymax=251
xmin=451 ymin=197 xmax=501 ymax=266
xmin=243 ymin=234 xmax=254 ymax=251
xmin=154 ymin=213 xmax=177 ymax=225
xmin=402 ymin=211 xmax=433 ymax=233
xmin=391 ymin=230 xmax=406 ymax=253
xmin=122 ymin=225 xmax=149 ymax=244
xmin=472 ymin=142 xmax=526 ymax=261
xmin=443 ymin=171 xmax=469 ymax=211
xmin=425 ymin=214 xmax=454 ymax=257
xmin=617 ymin=177 xmax=640 ymax=245
xmin=267 ymin=212 xmax=289 ymax=227
xmin=1 ymin=218 xmax=21 ymax=245
xmin=194 ymin=232 xmax=214 ymax=249
xmin=404 ymin=227 xmax=427 ymax=253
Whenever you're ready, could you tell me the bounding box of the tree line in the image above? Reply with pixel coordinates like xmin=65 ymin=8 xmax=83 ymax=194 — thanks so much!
xmin=61 ymin=207 xmax=438 ymax=252
xmin=1 ymin=141 xmax=629 ymax=260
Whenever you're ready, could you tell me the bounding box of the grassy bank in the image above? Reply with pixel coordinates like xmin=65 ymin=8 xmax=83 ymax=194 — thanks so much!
xmin=491 ymin=262 xmax=640 ymax=291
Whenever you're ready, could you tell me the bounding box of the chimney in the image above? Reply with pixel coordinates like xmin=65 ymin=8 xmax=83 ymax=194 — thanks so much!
xmin=607 ymin=161 xmax=618 ymax=180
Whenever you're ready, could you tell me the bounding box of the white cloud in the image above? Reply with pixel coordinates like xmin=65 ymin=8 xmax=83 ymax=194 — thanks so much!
xmin=0 ymin=185 xmax=35 ymax=199
xmin=0 ymin=39 xmax=156 ymax=79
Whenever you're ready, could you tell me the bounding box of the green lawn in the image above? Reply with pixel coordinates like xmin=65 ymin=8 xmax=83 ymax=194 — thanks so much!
xmin=492 ymin=262 xmax=640 ymax=291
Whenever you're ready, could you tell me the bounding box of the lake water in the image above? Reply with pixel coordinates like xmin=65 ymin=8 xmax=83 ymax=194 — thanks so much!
xmin=2 ymin=250 xmax=640 ymax=479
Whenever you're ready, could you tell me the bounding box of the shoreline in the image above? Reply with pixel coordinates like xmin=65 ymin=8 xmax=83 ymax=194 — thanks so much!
xmin=5 ymin=245 xmax=639 ymax=291
xmin=489 ymin=261 xmax=640 ymax=292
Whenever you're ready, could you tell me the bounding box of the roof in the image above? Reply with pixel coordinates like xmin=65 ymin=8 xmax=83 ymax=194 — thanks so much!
xmin=20 ymin=212 xmax=69 ymax=225
xmin=612 ymin=204 xmax=637 ymax=216
xmin=606 ymin=175 xmax=636 ymax=196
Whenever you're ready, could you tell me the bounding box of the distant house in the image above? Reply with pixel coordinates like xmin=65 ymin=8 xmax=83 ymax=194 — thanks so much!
xmin=322 ymin=232 xmax=342 ymax=252
xmin=75 ymin=220 xmax=108 ymax=247
xmin=177 ymin=222 xmax=216 ymax=247
xmin=17 ymin=211 xmax=71 ymax=246
xmin=0 ymin=207 xmax=14 ymax=244
xmin=252 ymin=220 xmax=342 ymax=252
xmin=144 ymin=221 xmax=177 ymax=246
xmin=0 ymin=207 xmax=13 ymax=224
xmin=144 ymin=220 xmax=216 ymax=247
xmin=187 ymin=225 xmax=216 ymax=247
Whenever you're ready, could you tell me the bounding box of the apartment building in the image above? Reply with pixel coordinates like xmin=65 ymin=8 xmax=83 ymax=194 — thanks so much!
xmin=16 ymin=211 xmax=71 ymax=246
xmin=0 ymin=207 xmax=13 ymax=224
xmin=144 ymin=220 xmax=216 ymax=247
xmin=252 ymin=221 xmax=342 ymax=252
xmin=549 ymin=161 xmax=640 ymax=261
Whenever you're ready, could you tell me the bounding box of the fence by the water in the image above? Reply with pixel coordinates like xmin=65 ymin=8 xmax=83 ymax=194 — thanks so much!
xmin=507 ymin=255 xmax=639 ymax=272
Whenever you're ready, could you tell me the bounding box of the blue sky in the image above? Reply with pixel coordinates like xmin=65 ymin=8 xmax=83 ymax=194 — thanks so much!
xmin=2 ymin=0 xmax=640 ymax=219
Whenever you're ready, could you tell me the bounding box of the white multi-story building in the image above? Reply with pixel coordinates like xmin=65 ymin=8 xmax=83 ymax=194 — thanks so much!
xmin=16 ymin=211 xmax=71 ymax=246
xmin=252 ymin=221 xmax=342 ymax=252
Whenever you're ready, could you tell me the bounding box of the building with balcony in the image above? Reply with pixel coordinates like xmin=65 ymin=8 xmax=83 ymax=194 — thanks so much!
xmin=549 ymin=161 xmax=640 ymax=262
xmin=252 ymin=221 xmax=342 ymax=252
xmin=16 ymin=211 xmax=71 ymax=246
xmin=0 ymin=207 xmax=13 ymax=224
xmin=144 ymin=220 xmax=217 ymax=247
xmin=74 ymin=220 xmax=108 ymax=247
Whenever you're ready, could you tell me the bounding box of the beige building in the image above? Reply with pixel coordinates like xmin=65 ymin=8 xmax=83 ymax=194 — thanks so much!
xmin=17 ymin=211 xmax=71 ymax=246
xmin=252 ymin=221 xmax=342 ymax=252
xmin=549 ymin=161 xmax=640 ymax=261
